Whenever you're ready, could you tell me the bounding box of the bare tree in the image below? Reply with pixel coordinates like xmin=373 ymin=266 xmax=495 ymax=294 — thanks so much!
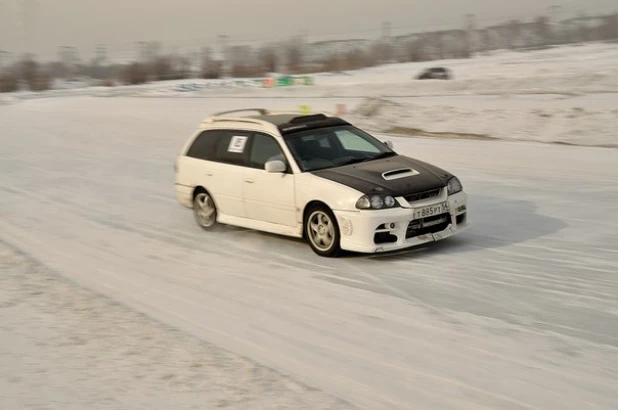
xmin=506 ymin=20 xmax=522 ymax=49
xmin=284 ymin=39 xmax=303 ymax=74
xmin=122 ymin=62 xmax=148 ymax=85
xmin=258 ymin=46 xmax=278 ymax=73
xmin=534 ymin=16 xmax=550 ymax=46
xmin=152 ymin=56 xmax=173 ymax=81
xmin=599 ymin=14 xmax=618 ymax=40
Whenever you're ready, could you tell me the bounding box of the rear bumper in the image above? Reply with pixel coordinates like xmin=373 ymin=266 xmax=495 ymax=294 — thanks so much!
xmin=174 ymin=184 xmax=194 ymax=208
xmin=334 ymin=191 xmax=470 ymax=254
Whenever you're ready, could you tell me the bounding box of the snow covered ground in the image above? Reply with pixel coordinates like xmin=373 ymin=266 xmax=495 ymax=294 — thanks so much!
xmin=1 ymin=96 xmax=618 ymax=409
xmin=0 ymin=243 xmax=356 ymax=410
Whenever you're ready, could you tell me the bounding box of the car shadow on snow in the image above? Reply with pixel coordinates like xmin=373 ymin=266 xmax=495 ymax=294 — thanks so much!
xmin=211 ymin=194 xmax=567 ymax=264
xmin=364 ymin=194 xmax=568 ymax=261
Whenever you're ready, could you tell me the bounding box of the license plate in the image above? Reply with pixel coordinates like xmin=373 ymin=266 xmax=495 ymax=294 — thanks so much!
xmin=414 ymin=202 xmax=449 ymax=219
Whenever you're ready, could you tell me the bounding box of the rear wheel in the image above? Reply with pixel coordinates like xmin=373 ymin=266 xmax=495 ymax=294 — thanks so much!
xmin=193 ymin=190 xmax=217 ymax=230
xmin=304 ymin=204 xmax=341 ymax=257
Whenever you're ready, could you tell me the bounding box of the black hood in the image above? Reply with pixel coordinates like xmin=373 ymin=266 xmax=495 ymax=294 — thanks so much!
xmin=311 ymin=155 xmax=453 ymax=197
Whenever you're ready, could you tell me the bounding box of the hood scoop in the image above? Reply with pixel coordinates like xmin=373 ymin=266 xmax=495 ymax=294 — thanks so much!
xmin=381 ymin=168 xmax=419 ymax=180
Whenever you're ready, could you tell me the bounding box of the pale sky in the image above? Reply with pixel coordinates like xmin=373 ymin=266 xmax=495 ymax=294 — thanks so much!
xmin=0 ymin=0 xmax=616 ymax=61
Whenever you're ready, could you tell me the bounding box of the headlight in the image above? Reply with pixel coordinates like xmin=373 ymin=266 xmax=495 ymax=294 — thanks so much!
xmin=447 ymin=177 xmax=463 ymax=195
xmin=370 ymin=196 xmax=383 ymax=208
xmin=356 ymin=195 xmax=398 ymax=210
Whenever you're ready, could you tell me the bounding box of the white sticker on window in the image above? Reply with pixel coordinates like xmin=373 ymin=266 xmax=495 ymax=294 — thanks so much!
xmin=227 ymin=136 xmax=248 ymax=153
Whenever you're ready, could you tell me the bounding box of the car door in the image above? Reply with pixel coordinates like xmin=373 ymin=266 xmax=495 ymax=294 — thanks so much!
xmin=200 ymin=130 xmax=250 ymax=218
xmin=243 ymin=132 xmax=297 ymax=227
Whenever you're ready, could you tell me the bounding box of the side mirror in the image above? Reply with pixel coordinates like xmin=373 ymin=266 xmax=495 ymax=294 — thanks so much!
xmin=265 ymin=160 xmax=286 ymax=173
xmin=384 ymin=140 xmax=394 ymax=149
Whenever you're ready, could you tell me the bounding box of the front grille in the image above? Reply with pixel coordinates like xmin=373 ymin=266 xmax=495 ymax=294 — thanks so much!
xmin=404 ymin=188 xmax=441 ymax=203
xmin=406 ymin=213 xmax=451 ymax=239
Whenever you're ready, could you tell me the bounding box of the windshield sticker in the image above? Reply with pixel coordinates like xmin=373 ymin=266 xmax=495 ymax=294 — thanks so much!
xmin=228 ymin=136 xmax=248 ymax=153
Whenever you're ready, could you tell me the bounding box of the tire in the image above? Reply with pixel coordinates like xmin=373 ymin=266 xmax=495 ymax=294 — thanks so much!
xmin=304 ymin=204 xmax=341 ymax=257
xmin=193 ymin=190 xmax=217 ymax=230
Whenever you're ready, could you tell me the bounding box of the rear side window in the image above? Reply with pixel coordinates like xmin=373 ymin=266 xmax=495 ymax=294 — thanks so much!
xmin=185 ymin=130 xmax=225 ymax=160
xmin=213 ymin=132 xmax=250 ymax=166
xmin=185 ymin=130 xmax=250 ymax=167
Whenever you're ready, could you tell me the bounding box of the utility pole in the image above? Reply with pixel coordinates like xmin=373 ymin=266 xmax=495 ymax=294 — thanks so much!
xmin=548 ymin=5 xmax=562 ymax=44
xmin=464 ymin=13 xmax=477 ymax=56
xmin=218 ymin=35 xmax=230 ymax=77
xmin=0 ymin=50 xmax=6 ymax=70
xmin=59 ymin=45 xmax=78 ymax=79
xmin=135 ymin=41 xmax=148 ymax=62
xmin=381 ymin=21 xmax=392 ymax=63
xmin=381 ymin=21 xmax=392 ymax=40
xmin=95 ymin=43 xmax=107 ymax=64
xmin=20 ymin=0 xmax=35 ymax=54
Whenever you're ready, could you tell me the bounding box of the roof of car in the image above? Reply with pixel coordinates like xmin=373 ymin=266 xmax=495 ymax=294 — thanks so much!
xmin=245 ymin=113 xmax=300 ymax=126
xmin=202 ymin=109 xmax=351 ymax=136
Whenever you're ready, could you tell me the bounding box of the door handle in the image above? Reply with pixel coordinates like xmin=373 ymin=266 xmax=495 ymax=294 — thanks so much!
xmin=206 ymin=172 xmax=213 ymax=176
xmin=245 ymin=178 xmax=254 ymax=183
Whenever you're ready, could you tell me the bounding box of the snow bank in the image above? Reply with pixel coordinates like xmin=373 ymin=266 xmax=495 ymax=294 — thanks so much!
xmin=0 ymin=95 xmax=13 ymax=105
xmin=348 ymin=98 xmax=618 ymax=147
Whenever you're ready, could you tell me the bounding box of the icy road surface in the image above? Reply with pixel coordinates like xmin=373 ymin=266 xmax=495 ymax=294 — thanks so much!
xmin=1 ymin=97 xmax=618 ymax=410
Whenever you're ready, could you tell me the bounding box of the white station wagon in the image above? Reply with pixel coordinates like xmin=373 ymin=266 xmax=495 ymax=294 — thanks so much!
xmin=174 ymin=109 xmax=469 ymax=257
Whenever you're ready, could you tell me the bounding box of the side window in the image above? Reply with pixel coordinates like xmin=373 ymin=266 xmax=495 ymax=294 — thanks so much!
xmin=185 ymin=130 xmax=225 ymax=160
xmin=213 ymin=132 xmax=250 ymax=166
xmin=336 ymin=130 xmax=381 ymax=153
xmin=249 ymin=133 xmax=286 ymax=170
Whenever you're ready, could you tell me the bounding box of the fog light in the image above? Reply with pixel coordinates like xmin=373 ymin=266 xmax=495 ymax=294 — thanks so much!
xmin=339 ymin=217 xmax=353 ymax=236
xmin=389 ymin=223 xmax=396 ymax=229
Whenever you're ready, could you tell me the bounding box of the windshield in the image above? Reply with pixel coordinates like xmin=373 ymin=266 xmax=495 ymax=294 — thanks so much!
xmin=282 ymin=125 xmax=396 ymax=172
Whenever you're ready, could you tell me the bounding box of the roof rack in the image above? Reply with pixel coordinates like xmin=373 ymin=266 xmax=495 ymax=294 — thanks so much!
xmin=202 ymin=117 xmax=266 ymax=126
xmin=212 ymin=108 xmax=270 ymax=117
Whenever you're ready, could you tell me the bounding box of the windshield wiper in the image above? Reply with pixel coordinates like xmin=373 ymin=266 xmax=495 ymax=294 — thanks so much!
xmin=354 ymin=152 xmax=397 ymax=164
xmin=336 ymin=152 xmax=396 ymax=167
xmin=369 ymin=151 xmax=397 ymax=161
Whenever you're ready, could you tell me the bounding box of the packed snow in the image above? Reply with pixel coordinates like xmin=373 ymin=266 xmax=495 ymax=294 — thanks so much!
xmin=0 ymin=243 xmax=355 ymax=410
xmin=1 ymin=95 xmax=617 ymax=409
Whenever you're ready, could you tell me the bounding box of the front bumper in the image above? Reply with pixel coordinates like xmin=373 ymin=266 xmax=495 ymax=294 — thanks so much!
xmin=334 ymin=190 xmax=470 ymax=254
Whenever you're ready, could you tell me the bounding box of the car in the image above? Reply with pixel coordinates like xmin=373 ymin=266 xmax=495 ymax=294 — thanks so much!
xmin=416 ymin=67 xmax=452 ymax=80
xmin=173 ymin=108 xmax=469 ymax=257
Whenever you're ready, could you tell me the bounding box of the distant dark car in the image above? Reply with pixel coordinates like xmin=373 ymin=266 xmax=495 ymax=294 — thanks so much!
xmin=416 ymin=67 xmax=452 ymax=80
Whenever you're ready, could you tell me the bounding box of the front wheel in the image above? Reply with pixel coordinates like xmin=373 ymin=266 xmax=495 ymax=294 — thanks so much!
xmin=304 ymin=205 xmax=341 ymax=257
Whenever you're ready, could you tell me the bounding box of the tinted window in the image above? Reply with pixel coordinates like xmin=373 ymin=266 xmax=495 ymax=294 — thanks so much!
xmin=186 ymin=130 xmax=250 ymax=166
xmin=283 ymin=125 xmax=394 ymax=172
xmin=249 ymin=133 xmax=286 ymax=170
xmin=335 ymin=130 xmax=381 ymax=153
xmin=213 ymin=132 xmax=250 ymax=166
xmin=185 ymin=130 xmax=227 ymax=160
